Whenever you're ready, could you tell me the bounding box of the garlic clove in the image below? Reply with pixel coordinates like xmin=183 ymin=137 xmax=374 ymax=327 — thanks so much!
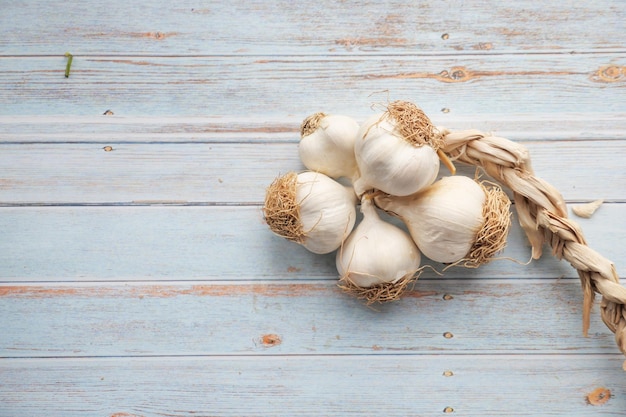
xmin=336 ymin=197 xmax=421 ymax=302
xmin=353 ymin=101 xmax=442 ymax=197
xmin=263 ymin=171 xmax=357 ymax=254
xmin=299 ymin=113 xmax=360 ymax=181
xmin=375 ymin=175 xmax=511 ymax=266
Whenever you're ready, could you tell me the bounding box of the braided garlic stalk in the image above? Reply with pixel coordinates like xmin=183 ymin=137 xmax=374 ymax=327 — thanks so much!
xmin=440 ymin=128 xmax=626 ymax=364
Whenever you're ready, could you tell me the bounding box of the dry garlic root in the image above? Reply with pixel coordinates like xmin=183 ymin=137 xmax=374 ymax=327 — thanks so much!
xmin=263 ymin=171 xmax=357 ymax=254
xmin=375 ymin=175 xmax=512 ymax=267
xmin=299 ymin=113 xmax=360 ymax=181
xmin=336 ymin=196 xmax=421 ymax=303
xmin=353 ymin=101 xmax=450 ymax=197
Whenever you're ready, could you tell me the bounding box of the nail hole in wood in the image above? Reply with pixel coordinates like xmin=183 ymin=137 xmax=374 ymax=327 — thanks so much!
xmin=443 ymin=332 xmax=454 ymax=339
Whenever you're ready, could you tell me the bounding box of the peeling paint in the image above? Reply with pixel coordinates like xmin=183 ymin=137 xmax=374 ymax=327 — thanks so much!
xmin=335 ymin=37 xmax=407 ymax=49
xmin=586 ymin=387 xmax=611 ymax=405
xmin=590 ymin=65 xmax=626 ymax=83
xmin=261 ymin=334 xmax=282 ymax=347
xmin=402 ymin=290 xmax=438 ymax=298
xmin=365 ymin=66 xmax=577 ymax=83
xmin=110 ymin=413 xmax=144 ymax=417
xmin=136 ymin=31 xmax=175 ymax=40
xmin=0 ymin=283 xmax=332 ymax=299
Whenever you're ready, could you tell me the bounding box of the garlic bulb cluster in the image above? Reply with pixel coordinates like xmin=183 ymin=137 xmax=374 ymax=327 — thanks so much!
xmin=375 ymin=175 xmax=511 ymax=266
xmin=299 ymin=113 xmax=360 ymax=181
xmin=336 ymin=198 xmax=421 ymax=289
xmin=263 ymin=100 xmax=512 ymax=303
xmin=263 ymin=171 xmax=357 ymax=254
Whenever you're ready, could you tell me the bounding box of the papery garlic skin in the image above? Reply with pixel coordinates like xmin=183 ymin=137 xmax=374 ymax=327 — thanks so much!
xmin=375 ymin=176 xmax=486 ymax=264
xmin=353 ymin=113 xmax=440 ymax=197
xmin=336 ymin=198 xmax=421 ymax=288
xmin=296 ymin=171 xmax=358 ymax=254
xmin=299 ymin=114 xmax=360 ymax=181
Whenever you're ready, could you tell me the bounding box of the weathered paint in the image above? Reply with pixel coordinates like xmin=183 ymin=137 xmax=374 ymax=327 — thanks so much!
xmin=0 ymin=0 xmax=625 ymax=415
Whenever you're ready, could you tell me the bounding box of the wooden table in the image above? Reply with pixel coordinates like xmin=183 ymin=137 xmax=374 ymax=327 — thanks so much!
xmin=1 ymin=1 xmax=625 ymax=415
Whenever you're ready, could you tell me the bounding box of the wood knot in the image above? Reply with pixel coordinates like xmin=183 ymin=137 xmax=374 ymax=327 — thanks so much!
xmin=591 ymin=65 xmax=626 ymax=83
xmin=437 ymin=67 xmax=471 ymax=83
xmin=261 ymin=334 xmax=282 ymax=347
xmin=586 ymin=387 xmax=611 ymax=406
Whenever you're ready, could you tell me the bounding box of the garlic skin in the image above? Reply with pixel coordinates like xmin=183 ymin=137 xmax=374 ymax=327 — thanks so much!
xmin=375 ymin=176 xmax=486 ymax=264
xmin=353 ymin=113 xmax=440 ymax=197
xmin=299 ymin=114 xmax=360 ymax=181
xmin=336 ymin=198 xmax=421 ymax=288
xmin=295 ymin=172 xmax=358 ymax=254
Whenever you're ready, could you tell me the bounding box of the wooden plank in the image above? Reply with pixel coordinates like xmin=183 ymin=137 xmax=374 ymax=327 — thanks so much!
xmin=0 ymin=141 xmax=623 ymax=204
xmin=1 ymin=114 xmax=626 ymax=142
xmin=1 ymin=54 xmax=625 ymax=118
xmin=0 ymin=204 xmax=623 ymax=281
xmin=0 ymin=355 xmax=624 ymax=416
xmin=0 ymin=279 xmax=620 ymax=357
xmin=1 ymin=0 xmax=624 ymax=55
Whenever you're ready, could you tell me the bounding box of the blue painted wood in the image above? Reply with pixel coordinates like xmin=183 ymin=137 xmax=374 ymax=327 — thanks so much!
xmin=1 ymin=0 xmax=624 ymax=55
xmin=0 ymin=279 xmax=619 ymax=357
xmin=0 ymin=55 xmax=624 ymax=117
xmin=0 ymin=356 xmax=624 ymax=416
xmin=0 ymin=141 xmax=623 ymax=204
xmin=1 ymin=114 xmax=625 ymax=142
xmin=1 ymin=0 xmax=625 ymax=415
xmin=0 ymin=205 xmax=623 ymax=281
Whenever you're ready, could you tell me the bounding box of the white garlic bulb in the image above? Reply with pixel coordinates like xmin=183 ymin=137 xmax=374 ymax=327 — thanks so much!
xmin=353 ymin=101 xmax=442 ymax=197
xmin=336 ymin=197 xmax=421 ymax=288
xmin=374 ymin=175 xmax=511 ymax=266
xmin=264 ymin=171 xmax=357 ymax=254
xmin=299 ymin=113 xmax=360 ymax=181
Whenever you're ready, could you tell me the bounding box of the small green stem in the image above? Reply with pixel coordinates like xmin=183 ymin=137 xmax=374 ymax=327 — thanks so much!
xmin=64 ymin=52 xmax=73 ymax=78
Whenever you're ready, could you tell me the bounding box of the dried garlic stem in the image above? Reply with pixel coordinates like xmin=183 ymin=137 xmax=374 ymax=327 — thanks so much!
xmin=437 ymin=149 xmax=456 ymax=175
xmin=440 ymin=128 xmax=626 ymax=361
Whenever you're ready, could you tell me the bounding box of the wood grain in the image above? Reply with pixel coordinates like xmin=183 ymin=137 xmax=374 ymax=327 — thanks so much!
xmin=1 ymin=0 xmax=625 ymax=415
xmin=0 ymin=54 xmax=624 ymax=117
xmin=0 ymin=279 xmax=619 ymax=357
xmin=0 ymin=141 xmax=623 ymax=204
xmin=1 ymin=0 xmax=624 ymax=55
xmin=1 ymin=113 xmax=626 ymax=142
xmin=0 ymin=356 xmax=624 ymax=417
xmin=0 ymin=205 xmax=623 ymax=281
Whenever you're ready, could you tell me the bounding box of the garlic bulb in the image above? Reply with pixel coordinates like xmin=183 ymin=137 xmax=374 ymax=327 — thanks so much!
xmin=299 ymin=113 xmax=360 ymax=181
xmin=263 ymin=171 xmax=357 ymax=254
xmin=336 ymin=197 xmax=421 ymax=291
xmin=374 ymin=175 xmax=511 ymax=266
xmin=353 ymin=101 xmax=443 ymax=197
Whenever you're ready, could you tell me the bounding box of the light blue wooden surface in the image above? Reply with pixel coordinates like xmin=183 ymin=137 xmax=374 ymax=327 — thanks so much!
xmin=1 ymin=1 xmax=625 ymax=416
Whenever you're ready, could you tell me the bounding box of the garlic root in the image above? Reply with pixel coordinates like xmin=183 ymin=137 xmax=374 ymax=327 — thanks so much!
xmin=299 ymin=113 xmax=360 ymax=181
xmin=263 ymin=171 xmax=357 ymax=254
xmin=336 ymin=197 xmax=421 ymax=302
xmin=374 ymin=175 xmax=511 ymax=267
xmin=353 ymin=100 xmax=441 ymax=197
